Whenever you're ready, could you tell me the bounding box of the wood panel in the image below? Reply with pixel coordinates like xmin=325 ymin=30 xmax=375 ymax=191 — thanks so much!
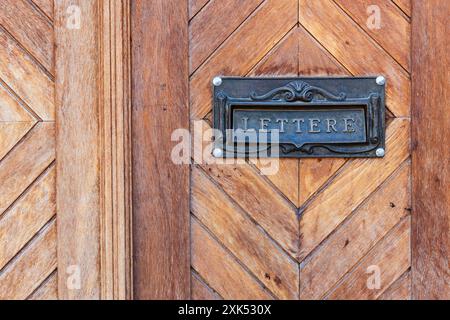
xmin=55 ymin=0 xmax=132 ymax=300
xmin=299 ymin=119 xmax=410 ymax=261
xmin=379 ymin=271 xmax=411 ymax=300
xmin=32 ymin=0 xmax=54 ymax=20
xmin=411 ymin=0 xmax=450 ymax=300
xmin=326 ymin=217 xmax=410 ymax=300
xmin=298 ymin=0 xmax=410 ymax=117
xmin=192 ymin=166 xmax=299 ymax=299
xmin=0 ymin=28 xmax=54 ymax=120
xmin=190 ymin=0 xmax=263 ymax=72
xmin=131 ymin=0 xmax=190 ymax=300
xmin=335 ymin=0 xmax=410 ymax=71
xmin=187 ymin=0 xmax=413 ymax=300
xmin=192 ymin=218 xmax=273 ymax=300
xmin=190 ymin=0 xmax=297 ymax=119
xmin=55 ymin=0 xmax=101 ymax=299
xmin=301 ymin=162 xmax=411 ymax=299
xmin=0 ymin=166 xmax=55 ymax=270
xmin=0 ymin=0 xmax=56 ymax=300
xmin=191 ymin=273 xmax=222 ymax=300
xmin=0 ymin=0 xmax=54 ymax=73
xmin=0 ymin=220 xmax=56 ymax=300
xmin=28 ymin=272 xmax=57 ymax=300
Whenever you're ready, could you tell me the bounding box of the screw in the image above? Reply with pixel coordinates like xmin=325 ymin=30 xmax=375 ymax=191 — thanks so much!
xmin=376 ymin=76 xmax=386 ymax=86
xmin=212 ymin=76 xmax=223 ymax=87
xmin=376 ymin=148 xmax=385 ymax=157
xmin=213 ymin=148 xmax=223 ymax=158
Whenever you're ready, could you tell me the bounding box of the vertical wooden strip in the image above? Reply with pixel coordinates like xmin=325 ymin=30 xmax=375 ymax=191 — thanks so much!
xmin=55 ymin=0 xmax=101 ymax=299
xmin=411 ymin=0 xmax=450 ymax=300
xmin=55 ymin=0 xmax=132 ymax=300
xmin=131 ymin=0 xmax=190 ymax=299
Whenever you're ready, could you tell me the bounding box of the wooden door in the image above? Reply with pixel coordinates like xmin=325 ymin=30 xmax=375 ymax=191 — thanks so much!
xmin=188 ymin=0 xmax=411 ymax=300
xmin=0 ymin=0 xmax=446 ymax=301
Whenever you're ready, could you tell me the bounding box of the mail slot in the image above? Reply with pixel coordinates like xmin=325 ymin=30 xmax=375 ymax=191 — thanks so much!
xmin=213 ymin=77 xmax=385 ymax=158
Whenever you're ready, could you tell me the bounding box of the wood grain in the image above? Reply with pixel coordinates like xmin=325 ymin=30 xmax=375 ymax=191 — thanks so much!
xmin=28 ymin=272 xmax=57 ymax=300
xmin=0 ymin=28 xmax=54 ymax=120
xmin=0 ymin=0 xmax=54 ymax=73
xmin=131 ymin=0 xmax=190 ymax=300
xmin=55 ymin=0 xmax=101 ymax=300
xmin=199 ymin=158 xmax=299 ymax=257
xmin=299 ymin=119 xmax=410 ymax=261
xmin=0 ymin=123 xmax=54 ymax=214
xmin=0 ymin=220 xmax=56 ymax=300
xmin=192 ymin=218 xmax=273 ymax=300
xmin=335 ymin=0 xmax=410 ymax=71
xmin=299 ymin=0 xmax=410 ymax=117
xmin=190 ymin=0 xmax=263 ymax=72
xmin=192 ymin=166 xmax=299 ymax=299
xmin=411 ymin=0 xmax=450 ymax=300
xmin=378 ymin=271 xmax=411 ymax=300
xmin=32 ymin=0 xmax=54 ymax=20
xmin=297 ymin=25 xmax=348 ymax=76
xmin=190 ymin=0 xmax=297 ymax=119
xmin=300 ymin=162 xmax=411 ymax=299
xmin=0 ymin=122 xmax=35 ymax=160
xmin=326 ymin=217 xmax=410 ymax=300
xmin=0 ymin=83 xmax=35 ymax=122
xmin=192 ymin=273 xmax=222 ymax=300
xmin=100 ymin=0 xmax=133 ymax=300
xmin=0 ymin=165 xmax=55 ymax=270
xmin=189 ymin=0 xmax=210 ymax=19
xmin=249 ymin=28 xmax=298 ymax=77
xmin=55 ymin=0 xmax=133 ymax=300
xmin=392 ymin=0 xmax=411 ymax=17
xmin=299 ymin=158 xmax=346 ymax=207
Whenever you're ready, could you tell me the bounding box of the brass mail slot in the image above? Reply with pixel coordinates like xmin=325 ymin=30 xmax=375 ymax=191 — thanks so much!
xmin=212 ymin=77 xmax=386 ymax=158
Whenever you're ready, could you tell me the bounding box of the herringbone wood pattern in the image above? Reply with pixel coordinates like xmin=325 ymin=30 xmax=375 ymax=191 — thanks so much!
xmin=190 ymin=0 xmax=411 ymax=300
xmin=0 ymin=0 xmax=56 ymax=300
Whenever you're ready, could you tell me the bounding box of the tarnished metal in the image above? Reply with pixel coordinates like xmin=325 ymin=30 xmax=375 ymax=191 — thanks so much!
xmin=213 ymin=77 xmax=386 ymax=158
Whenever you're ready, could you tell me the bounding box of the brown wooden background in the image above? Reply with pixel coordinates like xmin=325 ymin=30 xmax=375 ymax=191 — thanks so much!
xmin=0 ymin=0 xmax=56 ymax=299
xmin=188 ymin=0 xmax=411 ymax=300
xmin=0 ymin=0 xmax=447 ymax=300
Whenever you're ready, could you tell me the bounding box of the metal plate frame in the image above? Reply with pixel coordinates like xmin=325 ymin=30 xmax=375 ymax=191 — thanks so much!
xmin=213 ymin=77 xmax=386 ymax=158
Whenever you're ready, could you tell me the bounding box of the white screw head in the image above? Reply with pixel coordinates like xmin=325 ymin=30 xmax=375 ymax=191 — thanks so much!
xmin=213 ymin=148 xmax=223 ymax=158
xmin=376 ymin=148 xmax=385 ymax=157
xmin=376 ymin=76 xmax=386 ymax=86
xmin=212 ymin=76 xmax=223 ymax=87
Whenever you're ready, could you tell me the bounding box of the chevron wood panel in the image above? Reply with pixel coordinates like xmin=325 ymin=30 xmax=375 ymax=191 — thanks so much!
xmin=0 ymin=0 xmax=56 ymax=300
xmin=190 ymin=0 xmax=411 ymax=300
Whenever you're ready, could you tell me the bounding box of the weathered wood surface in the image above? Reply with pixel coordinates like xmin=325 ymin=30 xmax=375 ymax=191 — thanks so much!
xmin=55 ymin=0 xmax=133 ymax=300
xmin=192 ymin=218 xmax=273 ymax=300
xmin=379 ymin=271 xmax=411 ymax=300
xmin=192 ymin=166 xmax=299 ymax=299
xmin=131 ymin=0 xmax=190 ymax=300
xmin=0 ymin=0 xmax=56 ymax=300
xmin=298 ymin=0 xmax=410 ymax=117
xmin=301 ymin=162 xmax=411 ymax=299
xmin=191 ymin=273 xmax=222 ymax=300
xmin=335 ymin=0 xmax=410 ymax=71
xmin=411 ymin=0 xmax=450 ymax=300
xmin=190 ymin=0 xmax=297 ymax=119
xmin=326 ymin=217 xmax=410 ymax=300
xmin=188 ymin=0 xmax=413 ymax=300
xmin=0 ymin=220 xmax=56 ymax=300
xmin=55 ymin=0 xmax=102 ymax=299
xmin=0 ymin=0 xmax=54 ymax=74
xmin=0 ymin=28 xmax=54 ymax=120
xmin=32 ymin=0 xmax=54 ymax=20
